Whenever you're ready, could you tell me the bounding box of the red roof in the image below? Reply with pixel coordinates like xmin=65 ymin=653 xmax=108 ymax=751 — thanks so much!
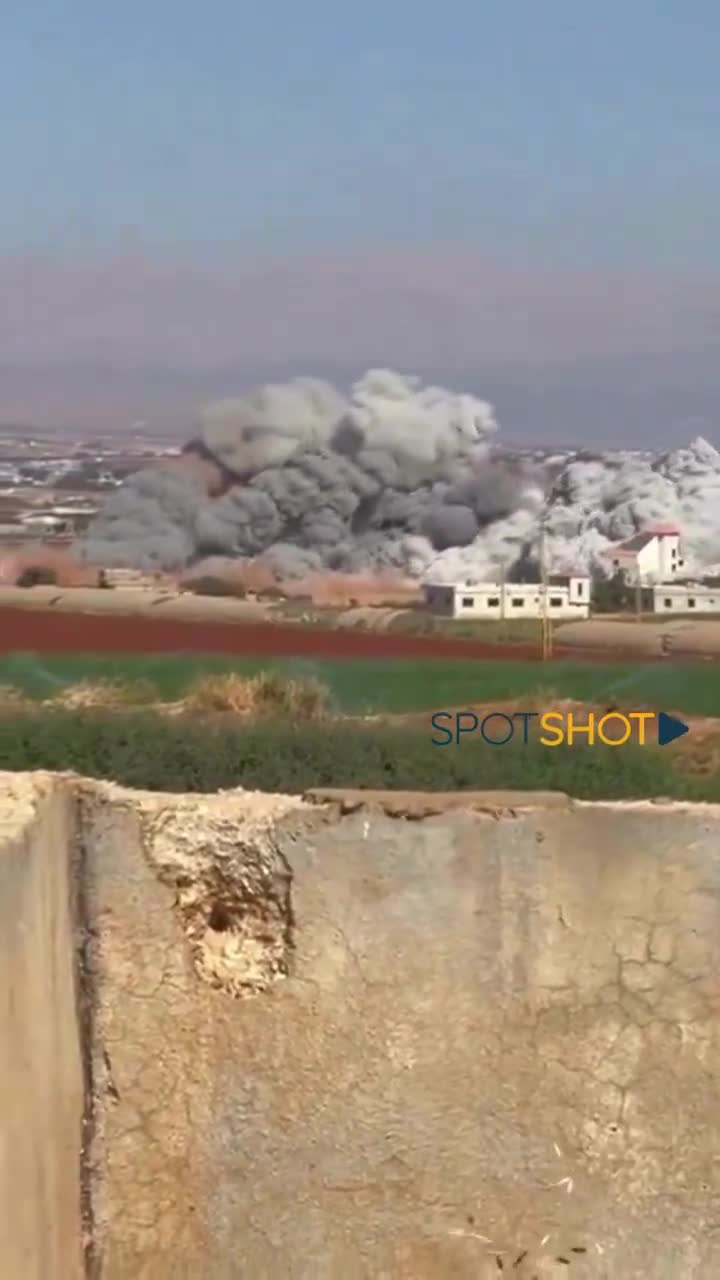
xmin=604 ymin=532 xmax=656 ymax=555
xmin=603 ymin=525 xmax=681 ymax=559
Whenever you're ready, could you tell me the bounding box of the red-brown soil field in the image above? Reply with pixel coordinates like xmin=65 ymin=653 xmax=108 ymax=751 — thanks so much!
xmin=0 ymin=604 xmax=696 ymax=664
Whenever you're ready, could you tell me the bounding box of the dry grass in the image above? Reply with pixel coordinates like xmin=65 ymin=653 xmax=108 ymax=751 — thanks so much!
xmin=183 ymin=672 xmax=258 ymax=714
xmin=48 ymin=678 xmax=159 ymax=709
xmin=0 ymin=683 xmax=29 ymax=708
xmin=184 ymin=670 xmax=331 ymax=719
xmin=671 ymin=723 xmax=720 ymax=777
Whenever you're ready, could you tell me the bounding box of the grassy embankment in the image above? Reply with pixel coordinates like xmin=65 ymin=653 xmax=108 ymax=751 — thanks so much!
xmin=0 ymin=705 xmax=715 ymax=799
xmin=0 ymin=655 xmax=718 ymax=798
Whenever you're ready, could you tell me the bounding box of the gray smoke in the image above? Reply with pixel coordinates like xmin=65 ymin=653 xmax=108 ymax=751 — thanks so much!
xmin=79 ymin=368 xmax=720 ymax=581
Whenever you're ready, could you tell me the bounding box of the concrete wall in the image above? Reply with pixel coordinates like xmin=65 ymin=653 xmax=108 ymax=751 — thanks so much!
xmin=4 ymin=774 xmax=720 ymax=1277
xmin=0 ymin=776 xmax=84 ymax=1280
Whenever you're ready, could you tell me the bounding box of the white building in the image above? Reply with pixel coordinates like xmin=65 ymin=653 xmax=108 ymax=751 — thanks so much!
xmin=603 ymin=523 xmax=685 ymax=585
xmin=603 ymin=522 xmax=720 ymax=612
xmin=423 ymin=575 xmax=591 ymax=620
xmin=648 ymin=580 xmax=720 ymax=614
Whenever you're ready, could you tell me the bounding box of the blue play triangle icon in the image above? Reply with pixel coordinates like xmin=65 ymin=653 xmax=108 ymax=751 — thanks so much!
xmin=657 ymin=711 xmax=689 ymax=747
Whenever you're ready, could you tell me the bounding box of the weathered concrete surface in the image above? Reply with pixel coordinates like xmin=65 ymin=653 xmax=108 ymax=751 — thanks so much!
xmin=4 ymin=774 xmax=720 ymax=1278
xmin=305 ymin=787 xmax=572 ymax=816
xmin=0 ymin=775 xmax=84 ymax=1280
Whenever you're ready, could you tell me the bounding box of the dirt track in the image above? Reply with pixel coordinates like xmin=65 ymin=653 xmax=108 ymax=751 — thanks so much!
xmin=0 ymin=603 xmax=704 ymax=663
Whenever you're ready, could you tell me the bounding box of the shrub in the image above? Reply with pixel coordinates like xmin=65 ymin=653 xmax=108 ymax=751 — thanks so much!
xmin=250 ymin=670 xmax=330 ymax=718
xmin=185 ymin=673 xmax=257 ymax=713
xmin=186 ymin=671 xmax=331 ymax=718
xmin=16 ymin=566 xmax=58 ymax=587
xmin=591 ymin=568 xmax=633 ymax=613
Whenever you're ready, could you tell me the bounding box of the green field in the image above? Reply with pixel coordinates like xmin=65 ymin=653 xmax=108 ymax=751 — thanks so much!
xmin=0 ymin=651 xmax=718 ymax=716
xmin=0 ymin=708 xmax=715 ymax=799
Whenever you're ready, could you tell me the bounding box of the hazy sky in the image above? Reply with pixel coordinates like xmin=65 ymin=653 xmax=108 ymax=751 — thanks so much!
xmin=2 ymin=0 xmax=720 ymax=442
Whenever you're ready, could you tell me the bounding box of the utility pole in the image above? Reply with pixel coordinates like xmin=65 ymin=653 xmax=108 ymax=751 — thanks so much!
xmin=540 ymin=521 xmax=552 ymax=660
xmin=635 ymin=573 xmax=642 ymax=623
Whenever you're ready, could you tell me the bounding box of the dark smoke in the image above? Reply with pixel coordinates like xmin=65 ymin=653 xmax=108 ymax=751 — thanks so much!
xmin=79 ymin=369 xmax=546 ymax=579
xmin=78 ymin=369 xmax=720 ymax=581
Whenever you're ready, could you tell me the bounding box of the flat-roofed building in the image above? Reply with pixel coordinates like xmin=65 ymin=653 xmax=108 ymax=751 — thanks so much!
xmin=422 ymin=575 xmax=590 ymax=620
xmin=647 ymin=579 xmax=720 ymax=613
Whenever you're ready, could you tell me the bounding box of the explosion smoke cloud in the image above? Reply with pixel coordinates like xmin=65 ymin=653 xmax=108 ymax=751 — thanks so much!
xmin=79 ymin=368 xmax=720 ymax=581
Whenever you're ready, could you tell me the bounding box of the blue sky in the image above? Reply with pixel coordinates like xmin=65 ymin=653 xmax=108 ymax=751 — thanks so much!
xmin=3 ymin=0 xmax=720 ymax=260
xmin=1 ymin=0 xmax=720 ymax=439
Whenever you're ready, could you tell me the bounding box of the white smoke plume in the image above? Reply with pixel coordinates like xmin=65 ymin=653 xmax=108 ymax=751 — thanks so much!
xmin=78 ymin=368 xmax=720 ymax=582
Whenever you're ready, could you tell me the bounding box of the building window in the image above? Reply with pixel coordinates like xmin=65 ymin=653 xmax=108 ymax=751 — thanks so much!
xmin=688 ymin=598 xmax=696 ymax=608
xmin=549 ymin=596 xmax=563 ymax=607
xmin=487 ymin=597 xmax=500 ymax=607
xmin=664 ymin=598 xmax=672 ymax=608
xmin=613 ymin=559 xmax=619 ymax=568
xmin=461 ymin=596 xmax=474 ymax=608
xmin=671 ymin=547 xmax=677 ymax=558
xmin=576 ymin=581 xmax=583 ymax=596
xmin=511 ymin=597 xmax=524 ymax=608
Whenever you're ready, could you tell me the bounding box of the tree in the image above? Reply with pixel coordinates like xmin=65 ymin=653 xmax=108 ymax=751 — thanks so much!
xmin=592 ymin=568 xmax=632 ymax=613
